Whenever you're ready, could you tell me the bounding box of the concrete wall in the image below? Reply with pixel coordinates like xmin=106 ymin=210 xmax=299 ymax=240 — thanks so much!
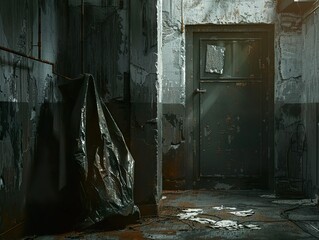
xmin=0 ymin=0 xmax=164 ymax=234
xmin=130 ymin=0 xmax=162 ymax=215
xmin=301 ymin=10 xmax=319 ymax=197
xmin=69 ymin=0 xmax=130 ymax=101
xmin=162 ymin=0 xmax=309 ymax=192
xmin=66 ymin=1 xmax=131 ymax=144
xmin=0 ymin=0 xmax=67 ymax=235
xmin=274 ymin=12 xmax=306 ymax=195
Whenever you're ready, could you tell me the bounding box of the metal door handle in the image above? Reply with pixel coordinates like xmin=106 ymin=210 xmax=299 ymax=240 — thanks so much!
xmin=195 ymin=88 xmax=207 ymax=94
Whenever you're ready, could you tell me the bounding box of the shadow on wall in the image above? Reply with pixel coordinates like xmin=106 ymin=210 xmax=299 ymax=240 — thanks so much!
xmin=25 ymin=101 xmax=78 ymax=234
xmin=275 ymin=103 xmax=307 ymax=197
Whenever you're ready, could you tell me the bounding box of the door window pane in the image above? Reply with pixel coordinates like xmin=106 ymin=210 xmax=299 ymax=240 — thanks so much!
xmin=205 ymin=45 xmax=226 ymax=74
xmin=201 ymin=39 xmax=262 ymax=80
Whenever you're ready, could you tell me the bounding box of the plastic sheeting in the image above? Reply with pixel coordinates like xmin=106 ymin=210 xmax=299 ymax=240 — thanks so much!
xmin=26 ymin=74 xmax=139 ymax=233
xmin=60 ymin=74 xmax=139 ymax=224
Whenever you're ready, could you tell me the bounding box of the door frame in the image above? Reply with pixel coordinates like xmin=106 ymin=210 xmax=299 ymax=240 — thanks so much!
xmin=185 ymin=24 xmax=274 ymax=189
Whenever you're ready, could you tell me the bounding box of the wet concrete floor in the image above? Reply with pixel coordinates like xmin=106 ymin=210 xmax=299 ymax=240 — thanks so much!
xmin=24 ymin=190 xmax=319 ymax=240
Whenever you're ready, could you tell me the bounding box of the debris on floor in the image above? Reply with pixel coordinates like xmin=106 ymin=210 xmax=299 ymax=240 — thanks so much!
xmin=176 ymin=207 xmax=261 ymax=231
xmin=245 ymin=224 xmax=262 ymax=230
xmin=214 ymin=183 xmax=233 ymax=190
xmin=183 ymin=208 xmax=204 ymax=213
xmin=213 ymin=205 xmax=237 ymax=211
xmin=25 ymin=191 xmax=319 ymax=239
xmin=177 ymin=209 xmax=203 ymax=219
xmin=190 ymin=217 xmax=217 ymax=224
xmin=260 ymin=194 xmax=277 ymax=199
xmin=229 ymin=209 xmax=254 ymax=217
xmin=210 ymin=220 xmax=261 ymax=231
xmin=210 ymin=220 xmax=242 ymax=230
xmin=176 ymin=208 xmax=218 ymax=225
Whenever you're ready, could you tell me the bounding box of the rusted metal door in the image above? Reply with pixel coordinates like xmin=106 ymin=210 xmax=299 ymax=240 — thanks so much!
xmin=193 ymin=30 xmax=270 ymax=185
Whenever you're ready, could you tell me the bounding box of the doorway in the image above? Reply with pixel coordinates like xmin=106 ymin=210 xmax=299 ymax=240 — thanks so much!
xmin=185 ymin=25 xmax=274 ymax=189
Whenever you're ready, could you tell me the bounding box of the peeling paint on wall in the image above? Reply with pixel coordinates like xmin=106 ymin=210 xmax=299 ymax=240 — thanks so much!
xmin=162 ymin=104 xmax=186 ymax=189
xmin=184 ymin=0 xmax=276 ymax=25
xmin=162 ymin=0 xmax=277 ymax=107
xmin=130 ymin=0 xmax=162 ymax=212
xmin=275 ymin=79 xmax=304 ymax=103
xmin=275 ymin=13 xmax=304 ymax=104
xmin=279 ymin=35 xmax=302 ymax=80
xmin=163 ymin=111 xmax=184 ymax=153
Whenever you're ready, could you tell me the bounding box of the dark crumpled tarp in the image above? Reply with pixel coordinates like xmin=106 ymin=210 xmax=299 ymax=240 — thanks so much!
xmin=61 ymin=74 xmax=139 ymax=225
xmin=26 ymin=74 xmax=139 ymax=233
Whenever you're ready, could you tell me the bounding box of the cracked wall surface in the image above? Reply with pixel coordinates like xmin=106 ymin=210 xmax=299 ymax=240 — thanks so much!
xmin=274 ymin=12 xmax=304 ymax=191
xmin=275 ymin=14 xmax=304 ymax=104
xmin=130 ymin=0 xmax=162 ymax=214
